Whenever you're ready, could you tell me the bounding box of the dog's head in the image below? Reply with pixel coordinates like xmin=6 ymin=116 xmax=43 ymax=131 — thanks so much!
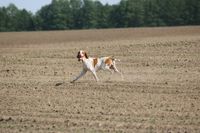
xmin=77 ymin=50 xmax=88 ymax=61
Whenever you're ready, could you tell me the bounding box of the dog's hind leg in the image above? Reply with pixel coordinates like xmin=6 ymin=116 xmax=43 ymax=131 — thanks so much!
xmin=112 ymin=62 xmax=124 ymax=80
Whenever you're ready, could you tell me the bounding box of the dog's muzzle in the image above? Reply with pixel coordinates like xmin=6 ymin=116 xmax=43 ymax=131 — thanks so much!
xmin=77 ymin=54 xmax=81 ymax=61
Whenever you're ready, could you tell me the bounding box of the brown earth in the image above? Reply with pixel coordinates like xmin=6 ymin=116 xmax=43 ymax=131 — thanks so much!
xmin=0 ymin=26 xmax=200 ymax=132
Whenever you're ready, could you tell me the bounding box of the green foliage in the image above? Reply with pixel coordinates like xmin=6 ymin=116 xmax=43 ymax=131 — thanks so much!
xmin=0 ymin=0 xmax=199 ymax=31
xmin=0 ymin=4 xmax=34 ymax=31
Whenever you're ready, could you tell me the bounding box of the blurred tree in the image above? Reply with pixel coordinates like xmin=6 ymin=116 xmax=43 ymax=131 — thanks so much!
xmin=96 ymin=3 xmax=112 ymax=28
xmin=109 ymin=0 xmax=127 ymax=28
xmin=5 ymin=4 xmax=19 ymax=31
xmin=36 ymin=0 xmax=72 ymax=30
xmin=0 ymin=0 xmax=199 ymax=31
xmin=0 ymin=7 xmax=8 ymax=31
xmin=144 ymin=0 xmax=165 ymax=26
xmin=125 ymin=0 xmax=145 ymax=27
xmin=70 ymin=0 xmax=83 ymax=29
xmin=158 ymin=0 xmax=183 ymax=25
xmin=15 ymin=9 xmax=34 ymax=31
xmin=81 ymin=0 xmax=98 ymax=29
xmin=183 ymin=0 xmax=200 ymax=25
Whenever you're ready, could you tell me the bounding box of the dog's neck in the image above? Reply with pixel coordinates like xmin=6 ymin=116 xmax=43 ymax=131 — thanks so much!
xmin=81 ymin=56 xmax=88 ymax=62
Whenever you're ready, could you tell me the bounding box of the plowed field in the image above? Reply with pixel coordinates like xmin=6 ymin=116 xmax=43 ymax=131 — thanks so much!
xmin=0 ymin=26 xmax=200 ymax=132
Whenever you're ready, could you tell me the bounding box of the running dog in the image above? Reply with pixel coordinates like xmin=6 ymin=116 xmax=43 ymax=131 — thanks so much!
xmin=71 ymin=50 xmax=123 ymax=83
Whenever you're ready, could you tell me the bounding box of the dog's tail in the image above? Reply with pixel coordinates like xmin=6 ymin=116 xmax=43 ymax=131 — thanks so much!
xmin=110 ymin=56 xmax=121 ymax=62
xmin=114 ymin=58 xmax=121 ymax=62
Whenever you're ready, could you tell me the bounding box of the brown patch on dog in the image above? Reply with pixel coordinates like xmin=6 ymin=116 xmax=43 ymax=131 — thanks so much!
xmin=93 ymin=58 xmax=98 ymax=67
xmin=105 ymin=57 xmax=113 ymax=66
xmin=84 ymin=51 xmax=88 ymax=59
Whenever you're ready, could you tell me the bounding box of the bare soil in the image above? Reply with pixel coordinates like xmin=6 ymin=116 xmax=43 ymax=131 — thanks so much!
xmin=0 ymin=26 xmax=200 ymax=132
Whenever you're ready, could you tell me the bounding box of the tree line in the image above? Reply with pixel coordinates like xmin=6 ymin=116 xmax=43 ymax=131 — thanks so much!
xmin=0 ymin=0 xmax=199 ymax=31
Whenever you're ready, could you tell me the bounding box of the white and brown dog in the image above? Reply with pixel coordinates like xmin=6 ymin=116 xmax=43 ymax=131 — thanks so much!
xmin=71 ymin=50 xmax=123 ymax=83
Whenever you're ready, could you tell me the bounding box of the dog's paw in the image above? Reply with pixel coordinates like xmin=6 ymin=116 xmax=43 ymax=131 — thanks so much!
xmin=70 ymin=80 xmax=75 ymax=83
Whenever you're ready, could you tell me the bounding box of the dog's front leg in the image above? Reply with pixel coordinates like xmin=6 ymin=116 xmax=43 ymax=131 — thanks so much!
xmin=71 ymin=69 xmax=87 ymax=83
xmin=91 ymin=70 xmax=99 ymax=82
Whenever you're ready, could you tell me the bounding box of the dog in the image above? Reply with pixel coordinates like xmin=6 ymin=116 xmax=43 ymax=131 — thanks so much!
xmin=71 ymin=50 xmax=123 ymax=83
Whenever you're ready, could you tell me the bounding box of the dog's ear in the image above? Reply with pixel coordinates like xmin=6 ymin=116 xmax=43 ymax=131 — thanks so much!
xmin=84 ymin=51 xmax=88 ymax=59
